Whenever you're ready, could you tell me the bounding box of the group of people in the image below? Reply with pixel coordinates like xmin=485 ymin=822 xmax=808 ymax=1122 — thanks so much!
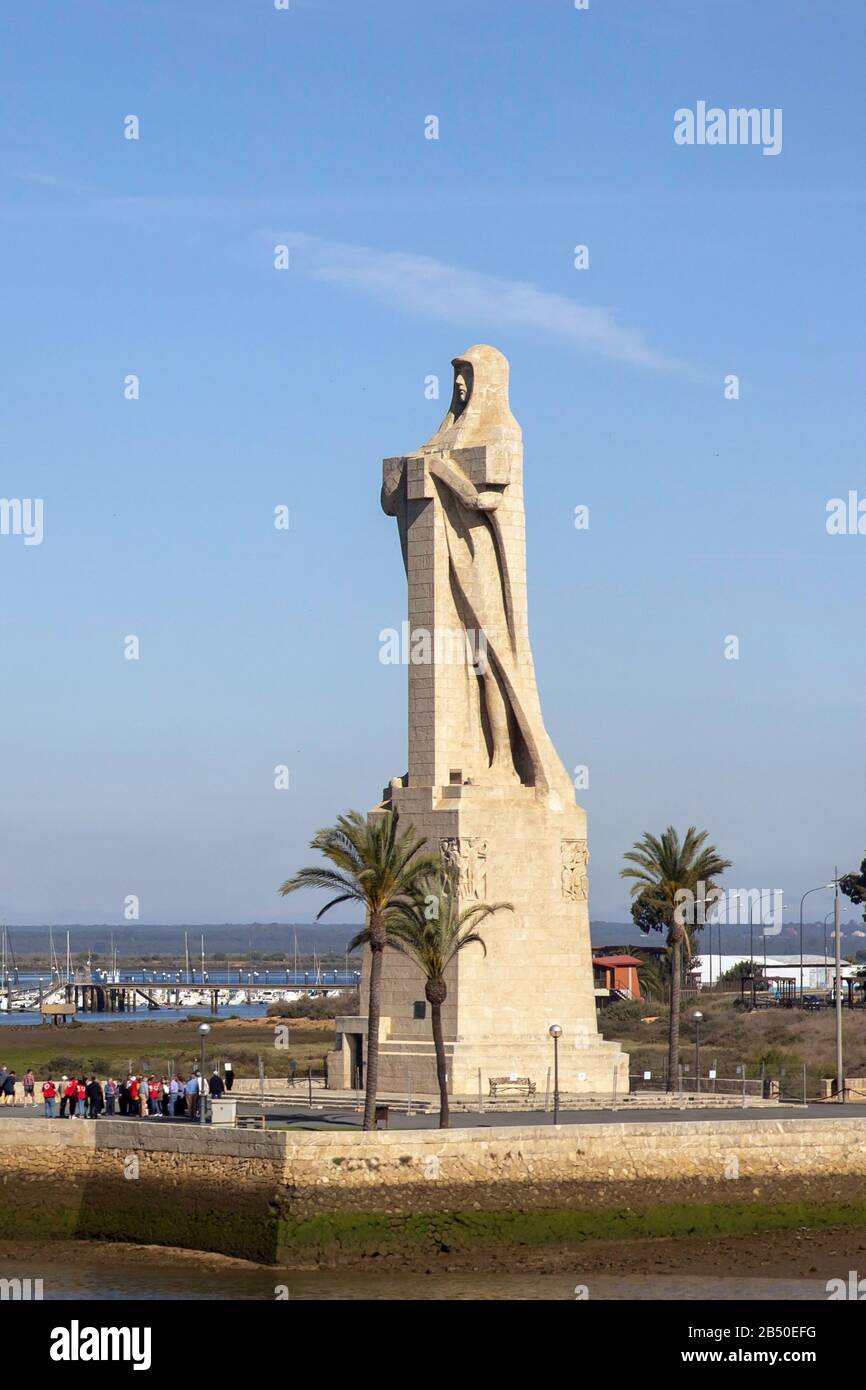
xmin=0 ymin=1062 xmax=234 ymax=1120
xmin=0 ymin=1068 xmax=36 ymax=1105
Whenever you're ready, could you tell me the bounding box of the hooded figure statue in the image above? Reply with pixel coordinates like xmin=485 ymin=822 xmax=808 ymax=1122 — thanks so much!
xmin=382 ymin=345 xmax=574 ymax=808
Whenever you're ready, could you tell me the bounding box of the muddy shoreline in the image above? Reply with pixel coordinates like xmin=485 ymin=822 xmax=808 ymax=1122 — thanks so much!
xmin=3 ymin=1224 xmax=866 ymax=1282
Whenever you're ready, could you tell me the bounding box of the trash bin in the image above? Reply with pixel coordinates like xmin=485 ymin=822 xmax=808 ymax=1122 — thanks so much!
xmin=374 ymin=1104 xmax=389 ymax=1129
xmin=210 ymin=1097 xmax=237 ymax=1127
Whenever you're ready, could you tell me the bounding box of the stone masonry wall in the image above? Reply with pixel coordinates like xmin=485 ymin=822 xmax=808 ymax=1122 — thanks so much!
xmin=1 ymin=1117 xmax=866 ymax=1264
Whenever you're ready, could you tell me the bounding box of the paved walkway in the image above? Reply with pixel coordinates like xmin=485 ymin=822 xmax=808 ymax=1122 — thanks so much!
xmin=251 ymin=1101 xmax=866 ymax=1130
xmin=5 ymin=1101 xmax=864 ymax=1130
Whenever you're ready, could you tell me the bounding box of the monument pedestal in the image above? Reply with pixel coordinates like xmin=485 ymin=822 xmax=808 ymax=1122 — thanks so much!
xmin=330 ymin=782 xmax=628 ymax=1098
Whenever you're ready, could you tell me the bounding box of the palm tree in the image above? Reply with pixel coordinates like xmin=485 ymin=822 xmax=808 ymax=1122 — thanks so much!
xmin=279 ymin=810 xmax=439 ymax=1130
xmin=354 ymin=873 xmax=511 ymax=1128
xmin=632 ymin=948 xmax=670 ymax=1003
xmin=621 ymin=827 xmax=730 ymax=1091
xmin=840 ymin=853 xmax=866 ymax=926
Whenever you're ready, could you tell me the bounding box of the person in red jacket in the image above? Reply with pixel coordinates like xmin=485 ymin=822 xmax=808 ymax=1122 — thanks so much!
xmin=75 ymin=1079 xmax=87 ymax=1118
xmin=42 ymin=1077 xmax=58 ymax=1119
xmin=62 ymin=1076 xmax=77 ymax=1119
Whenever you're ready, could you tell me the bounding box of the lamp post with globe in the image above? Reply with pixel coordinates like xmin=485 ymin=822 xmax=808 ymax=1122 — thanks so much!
xmin=548 ymin=1023 xmax=562 ymax=1125
xmin=692 ymin=1010 xmax=703 ymax=1095
xmin=198 ymin=1022 xmax=210 ymax=1126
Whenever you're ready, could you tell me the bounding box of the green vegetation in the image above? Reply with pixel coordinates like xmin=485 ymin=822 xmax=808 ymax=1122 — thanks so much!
xmin=5 ymin=1193 xmax=866 ymax=1268
xmin=279 ymin=809 xmax=440 ymax=1131
xmin=718 ymin=959 xmax=759 ymax=985
xmin=267 ymin=990 xmax=359 ymax=1019
xmin=274 ymin=1198 xmax=866 ymax=1263
xmin=632 ymin=949 xmax=669 ymax=1002
xmin=0 ymin=1016 xmax=334 ymax=1080
xmin=355 ymin=870 xmax=510 ymax=1128
xmin=599 ymin=992 xmax=866 ymax=1093
xmin=841 ymin=853 xmax=866 ymax=924
xmin=621 ymin=826 xmax=731 ymax=1092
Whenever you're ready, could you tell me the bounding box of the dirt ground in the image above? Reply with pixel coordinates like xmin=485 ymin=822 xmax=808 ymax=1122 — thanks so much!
xmin=3 ymin=1223 xmax=865 ymax=1281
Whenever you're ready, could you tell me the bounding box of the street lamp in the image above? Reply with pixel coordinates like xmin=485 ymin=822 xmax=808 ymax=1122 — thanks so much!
xmin=833 ymin=867 xmax=844 ymax=1104
xmin=761 ymin=899 xmax=782 ymax=981
xmin=800 ymin=883 xmax=834 ymax=1004
xmin=743 ymin=890 xmax=781 ymax=1004
xmin=548 ymin=1023 xmax=562 ymax=1125
xmin=198 ymin=1022 xmax=211 ymax=1126
xmin=823 ymin=911 xmax=834 ymax=989
xmin=692 ymin=1010 xmax=703 ymax=1095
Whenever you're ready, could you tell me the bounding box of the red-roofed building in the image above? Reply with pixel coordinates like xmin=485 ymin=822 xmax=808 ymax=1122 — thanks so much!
xmin=592 ymin=953 xmax=644 ymax=1001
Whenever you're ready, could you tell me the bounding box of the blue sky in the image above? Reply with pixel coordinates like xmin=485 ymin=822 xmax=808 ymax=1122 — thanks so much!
xmin=1 ymin=0 xmax=863 ymax=928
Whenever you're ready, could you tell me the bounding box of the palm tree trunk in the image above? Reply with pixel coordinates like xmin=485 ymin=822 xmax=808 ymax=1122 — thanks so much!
xmin=363 ymin=924 xmax=385 ymax=1131
xmin=431 ymin=997 xmax=449 ymax=1129
xmin=667 ymin=934 xmax=682 ymax=1092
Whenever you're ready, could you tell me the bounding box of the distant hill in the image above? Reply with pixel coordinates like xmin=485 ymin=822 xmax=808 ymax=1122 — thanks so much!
xmin=4 ymin=923 xmax=362 ymax=957
xmin=590 ymin=919 xmax=866 ymax=957
xmin=6 ymin=918 xmax=864 ymax=960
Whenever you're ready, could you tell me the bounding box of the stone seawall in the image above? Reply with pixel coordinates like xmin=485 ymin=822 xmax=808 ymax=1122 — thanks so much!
xmin=0 ymin=1120 xmax=286 ymax=1262
xmin=1 ymin=1118 xmax=866 ymax=1265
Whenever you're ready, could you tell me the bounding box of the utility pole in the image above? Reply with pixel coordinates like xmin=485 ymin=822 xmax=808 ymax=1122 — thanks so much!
xmin=835 ymin=866 xmax=844 ymax=1103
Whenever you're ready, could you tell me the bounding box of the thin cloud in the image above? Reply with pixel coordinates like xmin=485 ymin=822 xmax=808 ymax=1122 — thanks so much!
xmin=285 ymin=232 xmax=687 ymax=373
xmin=11 ymin=170 xmax=102 ymax=197
xmin=6 ymin=169 xmax=688 ymax=373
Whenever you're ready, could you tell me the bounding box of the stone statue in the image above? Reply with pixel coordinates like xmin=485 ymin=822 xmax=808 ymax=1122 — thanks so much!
xmin=382 ymin=345 xmax=573 ymax=807
xmin=328 ymin=346 xmax=628 ymax=1100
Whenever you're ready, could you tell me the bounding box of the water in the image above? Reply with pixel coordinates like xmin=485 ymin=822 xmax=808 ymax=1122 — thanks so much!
xmin=0 ymin=1004 xmax=270 ymax=1027
xmin=0 ymin=973 xmax=358 ymax=1028
xmin=0 ymin=968 xmax=359 ymax=1025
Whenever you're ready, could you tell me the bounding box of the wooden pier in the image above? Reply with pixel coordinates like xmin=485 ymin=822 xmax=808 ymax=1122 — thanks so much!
xmin=12 ymin=979 xmax=345 ymax=1019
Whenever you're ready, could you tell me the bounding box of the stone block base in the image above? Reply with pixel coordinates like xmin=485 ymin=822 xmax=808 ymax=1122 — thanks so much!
xmin=339 ymin=1031 xmax=628 ymax=1099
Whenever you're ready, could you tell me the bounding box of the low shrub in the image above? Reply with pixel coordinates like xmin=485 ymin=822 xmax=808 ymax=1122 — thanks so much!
xmin=267 ymin=990 xmax=359 ymax=1020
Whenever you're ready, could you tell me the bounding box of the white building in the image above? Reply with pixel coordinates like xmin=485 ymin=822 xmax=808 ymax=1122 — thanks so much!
xmin=695 ymin=953 xmax=860 ymax=991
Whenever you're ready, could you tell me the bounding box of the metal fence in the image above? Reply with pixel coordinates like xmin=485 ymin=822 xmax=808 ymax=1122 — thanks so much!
xmin=628 ymin=1065 xmax=837 ymax=1103
xmin=629 ymin=1071 xmax=764 ymax=1098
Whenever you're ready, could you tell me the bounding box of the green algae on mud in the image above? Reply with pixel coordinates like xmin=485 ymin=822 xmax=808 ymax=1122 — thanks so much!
xmin=6 ymin=1194 xmax=866 ymax=1271
xmin=8 ymin=1188 xmax=866 ymax=1267
xmin=274 ymin=1197 xmax=866 ymax=1264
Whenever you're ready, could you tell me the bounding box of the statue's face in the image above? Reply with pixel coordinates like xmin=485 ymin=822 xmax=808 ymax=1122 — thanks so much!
xmin=452 ymin=364 xmax=472 ymax=418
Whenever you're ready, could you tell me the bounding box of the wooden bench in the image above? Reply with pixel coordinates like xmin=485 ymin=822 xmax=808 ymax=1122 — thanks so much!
xmin=488 ymin=1076 xmax=536 ymax=1100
